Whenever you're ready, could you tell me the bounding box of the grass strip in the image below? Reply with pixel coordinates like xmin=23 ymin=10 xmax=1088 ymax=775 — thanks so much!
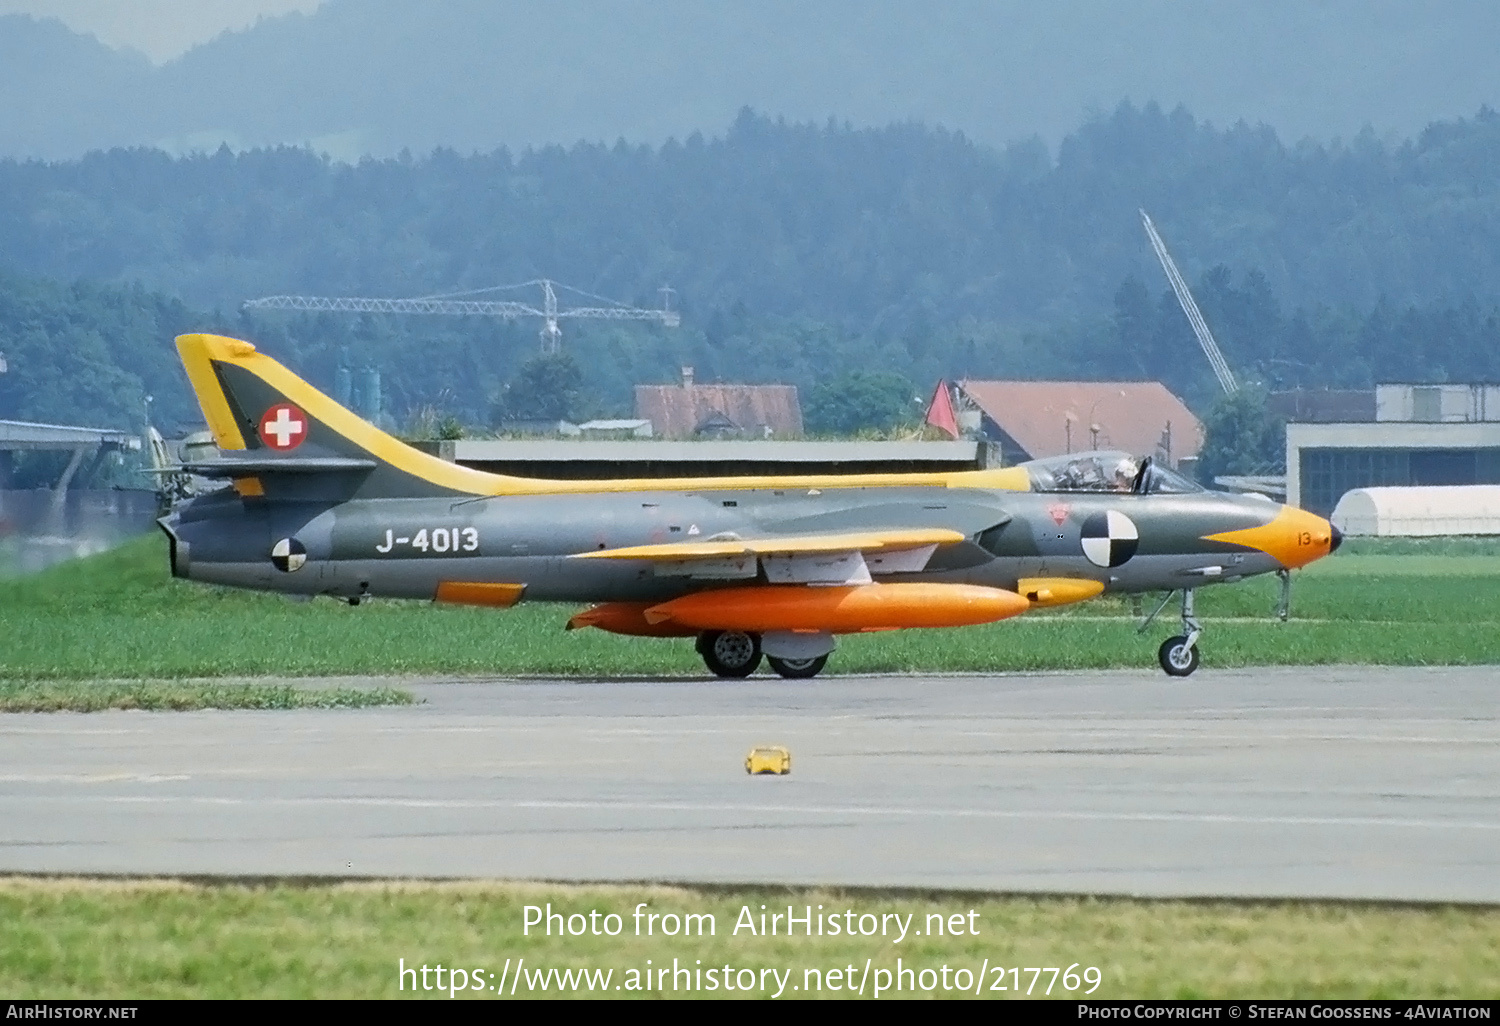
xmin=5 ymin=603 xmax=1499 ymax=680
xmin=0 ymin=878 xmax=1494 ymax=999
xmin=0 ymin=681 xmax=414 ymax=713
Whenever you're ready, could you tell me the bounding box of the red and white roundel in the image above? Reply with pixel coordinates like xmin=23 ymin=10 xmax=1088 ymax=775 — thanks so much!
xmin=258 ymin=403 xmax=308 ymax=451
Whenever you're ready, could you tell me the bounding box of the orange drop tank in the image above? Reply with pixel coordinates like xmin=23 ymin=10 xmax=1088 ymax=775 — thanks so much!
xmin=641 ymin=582 xmax=1030 ymax=633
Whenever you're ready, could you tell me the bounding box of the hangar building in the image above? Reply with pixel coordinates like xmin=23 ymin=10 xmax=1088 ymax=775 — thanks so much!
xmin=1286 ymin=383 xmax=1500 ymax=516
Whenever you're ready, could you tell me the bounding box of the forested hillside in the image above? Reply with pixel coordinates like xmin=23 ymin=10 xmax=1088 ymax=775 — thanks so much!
xmin=5 ymin=1 xmax=1499 ymax=160
xmin=0 ymin=271 xmax=221 ymax=432
xmin=4 ymin=106 xmax=1500 ymax=435
xmin=5 ymin=258 xmax=1499 ymax=438
xmin=6 ymin=104 xmax=1500 ymax=322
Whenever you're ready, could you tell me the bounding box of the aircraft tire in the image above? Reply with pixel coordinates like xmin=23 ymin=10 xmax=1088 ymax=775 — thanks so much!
xmin=700 ymin=630 xmax=762 ymax=678
xmin=767 ymin=654 xmax=828 ymax=679
xmin=1158 ymin=635 xmax=1201 ymax=676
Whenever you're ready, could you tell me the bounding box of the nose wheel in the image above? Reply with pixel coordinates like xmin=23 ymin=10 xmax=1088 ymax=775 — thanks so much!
xmin=1143 ymin=588 xmax=1203 ymax=676
xmin=1157 ymin=635 xmax=1201 ymax=676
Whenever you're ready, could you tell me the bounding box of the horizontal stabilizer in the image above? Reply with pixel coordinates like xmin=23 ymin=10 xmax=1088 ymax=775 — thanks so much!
xmin=179 ymin=456 xmax=379 ymax=477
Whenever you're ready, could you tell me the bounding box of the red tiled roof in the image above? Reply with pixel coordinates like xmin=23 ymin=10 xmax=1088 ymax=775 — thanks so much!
xmin=635 ymin=384 xmax=804 ymax=439
xmin=958 ymin=380 xmax=1203 ymax=462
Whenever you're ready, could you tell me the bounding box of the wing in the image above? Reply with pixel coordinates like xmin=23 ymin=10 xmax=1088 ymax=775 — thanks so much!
xmin=569 ymin=527 xmax=973 ymax=583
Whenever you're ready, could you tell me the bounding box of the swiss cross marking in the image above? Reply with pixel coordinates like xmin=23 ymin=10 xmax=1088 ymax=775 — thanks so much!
xmin=259 ymin=403 xmax=307 ymax=451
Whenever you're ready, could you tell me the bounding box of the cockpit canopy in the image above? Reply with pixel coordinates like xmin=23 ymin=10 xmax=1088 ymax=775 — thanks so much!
xmin=1022 ymin=451 xmax=1203 ymax=495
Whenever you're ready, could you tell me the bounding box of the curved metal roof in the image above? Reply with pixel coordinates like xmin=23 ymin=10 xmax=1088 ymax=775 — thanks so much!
xmin=1332 ymin=485 xmax=1500 ymax=536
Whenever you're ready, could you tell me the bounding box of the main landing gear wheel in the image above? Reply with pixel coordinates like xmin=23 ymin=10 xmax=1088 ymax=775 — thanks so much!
xmin=766 ymin=654 xmax=828 ymax=679
xmin=698 ymin=630 xmax=762 ymax=678
xmin=1158 ymin=636 xmax=1200 ymax=676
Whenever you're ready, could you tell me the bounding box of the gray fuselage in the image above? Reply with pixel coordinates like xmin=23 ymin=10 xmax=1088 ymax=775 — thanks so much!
xmin=163 ymin=480 xmax=1288 ymax=603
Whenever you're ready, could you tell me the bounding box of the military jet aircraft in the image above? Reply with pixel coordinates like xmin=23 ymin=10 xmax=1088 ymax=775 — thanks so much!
xmin=160 ymin=333 xmax=1341 ymax=678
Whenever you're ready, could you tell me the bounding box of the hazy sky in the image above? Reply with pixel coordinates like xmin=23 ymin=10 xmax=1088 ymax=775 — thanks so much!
xmin=0 ymin=0 xmax=322 ymax=61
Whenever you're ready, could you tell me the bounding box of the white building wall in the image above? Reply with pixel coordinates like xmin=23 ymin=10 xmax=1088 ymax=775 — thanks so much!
xmin=1285 ymin=421 xmax=1500 ymax=509
xmin=1486 ymin=386 xmax=1500 ymax=421
xmin=1375 ymin=383 xmax=1500 ymax=423
xmin=1374 ymin=384 xmax=1410 ymax=422
xmin=1440 ymin=387 xmax=1471 ymax=422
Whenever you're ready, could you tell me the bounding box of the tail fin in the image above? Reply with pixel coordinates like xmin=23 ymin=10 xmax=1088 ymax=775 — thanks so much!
xmin=175 ymin=333 xmax=506 ymax=499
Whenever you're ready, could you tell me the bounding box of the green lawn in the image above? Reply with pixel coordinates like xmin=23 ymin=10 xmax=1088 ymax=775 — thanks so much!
xmin=0 ymin=679 xmax=413 ymax=712
xmin=3 ymin=535 xmax=1499 ymax=682
xmin=1 ymin=879 xmax=1494 ymax=999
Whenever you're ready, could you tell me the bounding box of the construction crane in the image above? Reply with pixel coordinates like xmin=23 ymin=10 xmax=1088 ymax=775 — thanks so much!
xmin=1140 ymin=210 xmax=1239 ymax=395
xmin=243 ymin=279 xmax=680 ymax=354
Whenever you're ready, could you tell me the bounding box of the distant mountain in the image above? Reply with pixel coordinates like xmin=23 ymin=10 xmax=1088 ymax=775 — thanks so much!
xmin=0 ymin=15 xmax=150 ymax=157
xmin=4 ymin=0 xmax=1500 ymax=160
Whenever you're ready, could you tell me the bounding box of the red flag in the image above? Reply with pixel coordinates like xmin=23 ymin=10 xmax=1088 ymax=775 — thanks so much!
xmin=925 ymin=380 xmax=960 ymax=438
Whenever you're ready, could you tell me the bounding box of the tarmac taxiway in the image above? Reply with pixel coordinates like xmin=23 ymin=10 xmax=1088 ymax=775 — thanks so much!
xmin=1 ymin=666 xmax=1496 ymax=901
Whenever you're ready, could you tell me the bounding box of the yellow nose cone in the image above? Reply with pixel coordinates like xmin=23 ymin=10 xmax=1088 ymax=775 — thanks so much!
xmin=1203 ymin=505 xmax=1336 ymax=570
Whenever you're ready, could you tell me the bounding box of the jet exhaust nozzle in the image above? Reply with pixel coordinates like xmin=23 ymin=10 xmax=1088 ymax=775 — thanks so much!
xmin=157 ymin=516 xmax=188 ymax=579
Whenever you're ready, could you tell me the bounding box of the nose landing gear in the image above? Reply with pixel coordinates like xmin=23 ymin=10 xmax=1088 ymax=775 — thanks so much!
xmin=1157 ymin=635 xmax=1200 ymax=676
xmin=1142 ymin=588 xmax=1203 ymax=676
xmin=1275 ymin=568 xmax=1292 ymax=622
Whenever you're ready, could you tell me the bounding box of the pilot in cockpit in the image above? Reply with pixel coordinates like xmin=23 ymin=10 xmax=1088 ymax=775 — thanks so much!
xmin=1055 ymin=458 xmax=1094 ymax=490
xmin=1027 ymin=451 xmax=1202 ymax=495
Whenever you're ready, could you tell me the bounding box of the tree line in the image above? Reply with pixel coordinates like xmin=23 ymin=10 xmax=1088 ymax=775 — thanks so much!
xmin=3 ymin=103 xmax=1500 ymax=330
xmin=4 ymin=103 xmax=1500 ymax=475
xmin=5 ymin=263 xmax=1499 ymax=448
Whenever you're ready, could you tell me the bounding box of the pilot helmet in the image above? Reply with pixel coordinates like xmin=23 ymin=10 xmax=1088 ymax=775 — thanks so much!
xmin=1113 ymin=457 xmax=1139 ymax=486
